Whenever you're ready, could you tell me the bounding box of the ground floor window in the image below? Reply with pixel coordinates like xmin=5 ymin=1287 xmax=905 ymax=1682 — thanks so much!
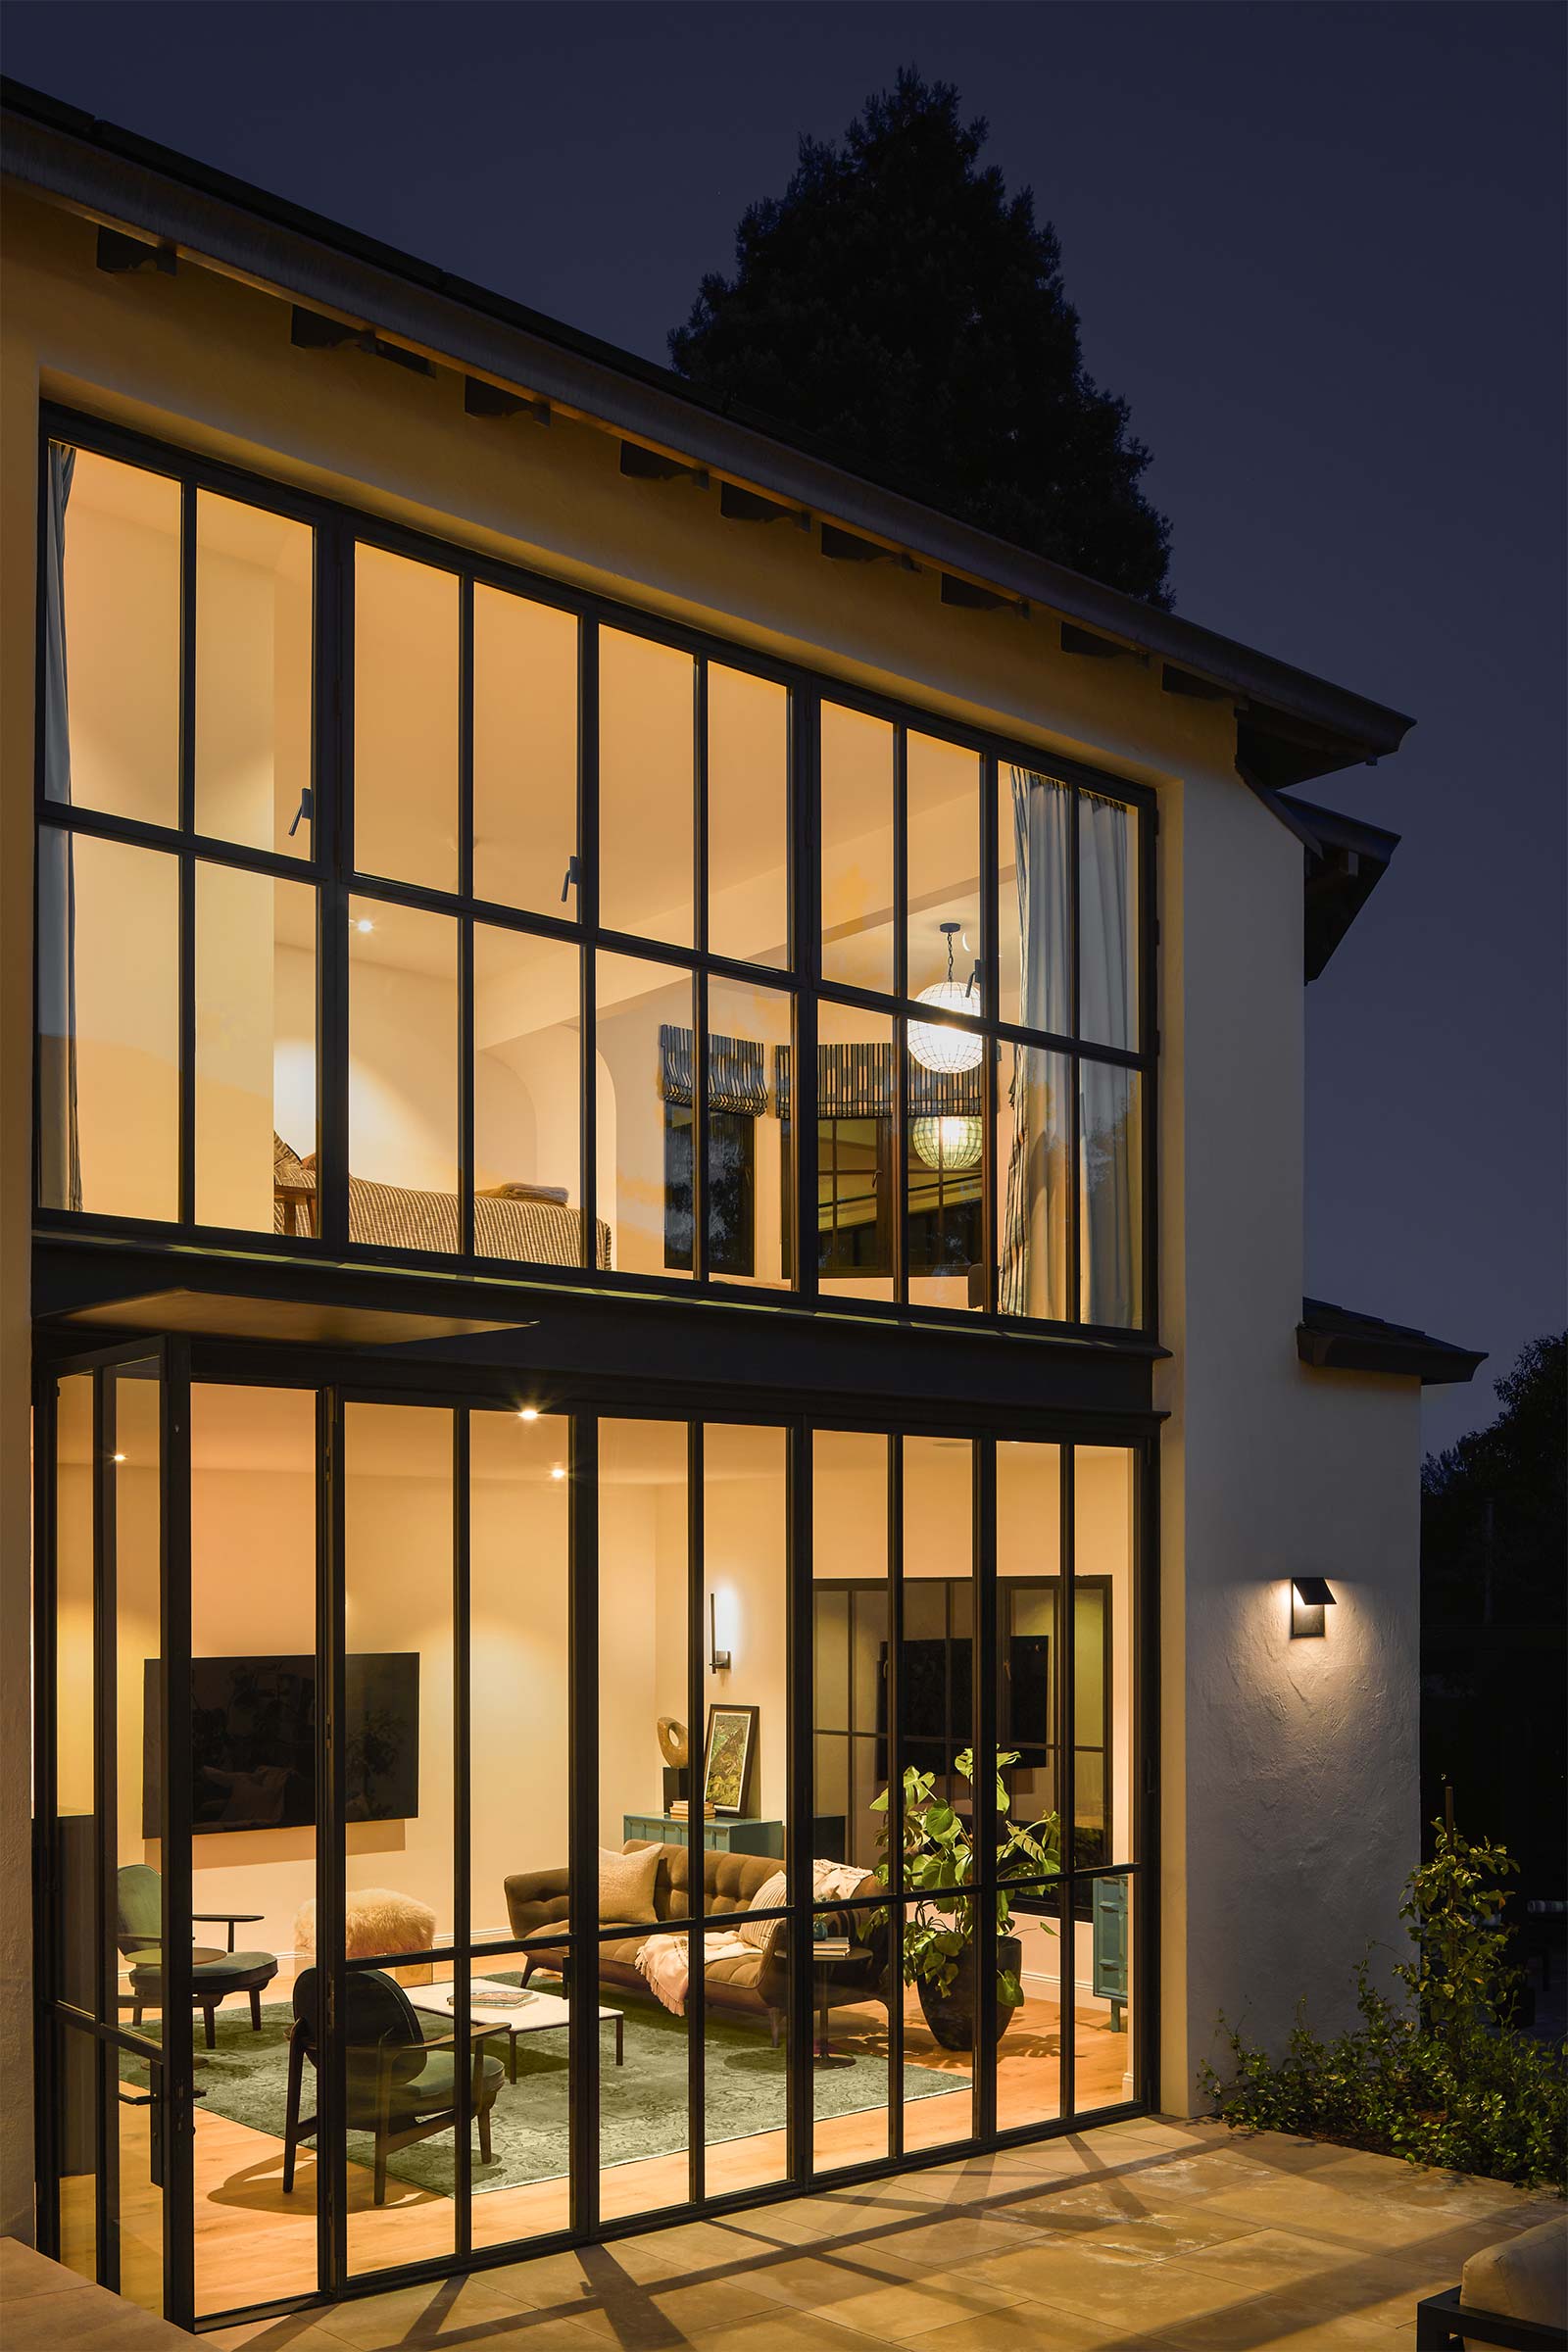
xmin=34 ymin=1342 xmax=1151 ymax=2328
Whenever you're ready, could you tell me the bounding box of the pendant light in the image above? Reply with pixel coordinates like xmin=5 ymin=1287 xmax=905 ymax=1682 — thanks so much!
xmin=908 ymin=921 xmax=982 ymax=1074
xmin=911 ymin=1114 xmax=984 ymax=1172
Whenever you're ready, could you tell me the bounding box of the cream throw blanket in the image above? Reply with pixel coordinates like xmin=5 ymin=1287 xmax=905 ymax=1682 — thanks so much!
xmin=635 ymin=1859 xmax=868 ymax=2014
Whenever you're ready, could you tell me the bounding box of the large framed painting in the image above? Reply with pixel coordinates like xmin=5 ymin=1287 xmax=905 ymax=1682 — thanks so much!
xmin=701 ymin=1703 xmax=759 ymax=1818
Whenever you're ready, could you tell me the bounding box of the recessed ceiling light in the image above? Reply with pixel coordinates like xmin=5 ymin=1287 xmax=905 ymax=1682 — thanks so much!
xmin=355 ymin=916 xmax=374 ymax=934
xmin=518 ymin=1406 xmax=539 ymax=1421
xmin=550 ymin=1464 xmax=566 ymax=1481
xmin=112 ymin=1452 xmax=126 ymax=1463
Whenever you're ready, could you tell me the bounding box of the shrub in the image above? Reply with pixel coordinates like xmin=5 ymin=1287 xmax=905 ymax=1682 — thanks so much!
xmin=1201 ymin=1823 xmax=1567 ymax=2192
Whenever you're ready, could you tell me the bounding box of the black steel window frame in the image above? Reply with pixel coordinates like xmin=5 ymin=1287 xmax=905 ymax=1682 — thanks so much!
xmin=32 ymin=403 xmax=1158 ymax=1344
xmin=32 ymin=1336 xmax=1157 ymax=2333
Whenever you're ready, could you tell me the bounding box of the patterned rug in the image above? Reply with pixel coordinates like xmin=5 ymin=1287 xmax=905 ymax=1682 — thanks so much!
xmin=139 ymin=1979 xmax=964 ymax=2195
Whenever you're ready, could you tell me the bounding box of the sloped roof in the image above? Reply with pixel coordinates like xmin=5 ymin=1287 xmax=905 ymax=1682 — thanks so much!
xmin=1298 ymin=1298 xmax=1486 ymax=1385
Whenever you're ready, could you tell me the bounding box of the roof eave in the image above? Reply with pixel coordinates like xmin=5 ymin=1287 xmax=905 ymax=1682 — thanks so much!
xmin=1298 ymin=1298 xmax=1486 ymax=1387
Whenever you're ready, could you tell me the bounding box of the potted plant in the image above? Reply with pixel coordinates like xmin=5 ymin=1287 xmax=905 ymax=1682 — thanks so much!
xmin=871 ymin=1748 xmax=1060 ymax=2052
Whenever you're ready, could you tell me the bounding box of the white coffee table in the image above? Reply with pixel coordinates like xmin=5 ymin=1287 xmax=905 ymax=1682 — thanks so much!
xmin=407 ymin=1979 xmax=623 ymax=2082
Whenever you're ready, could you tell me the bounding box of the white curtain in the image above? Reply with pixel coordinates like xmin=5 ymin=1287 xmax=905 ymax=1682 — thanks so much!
xmin=1079 ymin=793 xmax=1138 ymax=1323
xmin=37 ymin=442 xmax=81 ymax=1210
xmin=1000 ymin=767 xmax=1069 ymax=1317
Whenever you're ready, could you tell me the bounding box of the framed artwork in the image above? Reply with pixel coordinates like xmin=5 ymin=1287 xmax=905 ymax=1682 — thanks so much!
xmin=701 ymin=1703 xmax=759 ymax=1818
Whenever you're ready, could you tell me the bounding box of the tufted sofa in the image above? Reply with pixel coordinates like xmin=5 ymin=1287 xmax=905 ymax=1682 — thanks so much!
xmin=504 ymin=1840 xmax=885 ymax=2037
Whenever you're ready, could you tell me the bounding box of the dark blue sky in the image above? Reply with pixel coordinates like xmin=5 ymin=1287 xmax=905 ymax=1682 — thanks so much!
xmin=8 ymin=1 xmax=1563 ymax=1449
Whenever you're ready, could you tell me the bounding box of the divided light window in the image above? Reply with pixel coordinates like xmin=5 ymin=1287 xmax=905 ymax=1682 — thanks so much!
xmin=33 ymin=421 xmax=1152 ymax=1335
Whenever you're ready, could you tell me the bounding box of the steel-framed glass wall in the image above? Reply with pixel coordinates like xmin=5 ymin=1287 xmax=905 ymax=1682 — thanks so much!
xmin=33 ymin=1339 xmax=1154 ymax=2331
xmin=34 ymin=407 xmax=1156 ymax=1343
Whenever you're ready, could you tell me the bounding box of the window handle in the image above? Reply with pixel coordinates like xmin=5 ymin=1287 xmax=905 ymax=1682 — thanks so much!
xmin=561 ymin=853 xmax=580 ymax=904
xmin=288 ymin=786 xmax=315 ymax=839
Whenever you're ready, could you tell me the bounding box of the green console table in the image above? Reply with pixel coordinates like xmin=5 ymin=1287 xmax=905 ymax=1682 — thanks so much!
xmin=623 ymin=1812 xmax=785 ymax=1859
xmin=1092 ymin=1877 xmax=1129 ymax=2032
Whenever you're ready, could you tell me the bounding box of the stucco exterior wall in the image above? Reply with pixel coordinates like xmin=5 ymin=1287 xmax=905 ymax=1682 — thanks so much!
xmin=0 ymin=172 xmax=1429 ymax=2241
xmin=1155 ymin=754 xmax=1423 ymax=2109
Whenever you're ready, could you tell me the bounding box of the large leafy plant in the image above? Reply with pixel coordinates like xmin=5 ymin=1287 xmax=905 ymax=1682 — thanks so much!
xmin=871 ymin=1748 xmax=1060 ymax=2007
xmin=1203 ymin=1822 xmax=1567 ymax=2192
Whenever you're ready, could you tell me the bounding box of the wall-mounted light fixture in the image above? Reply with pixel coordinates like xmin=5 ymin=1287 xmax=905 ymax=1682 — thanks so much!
xmin=1292 ymin=1577 xmax=1336 ymax=1639
xmin=709 ymin=1592 xmax=732 ymax=1674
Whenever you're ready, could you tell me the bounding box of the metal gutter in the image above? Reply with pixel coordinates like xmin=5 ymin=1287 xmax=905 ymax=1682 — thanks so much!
xmin=3 ymin=76 xmax=1415 ymax=780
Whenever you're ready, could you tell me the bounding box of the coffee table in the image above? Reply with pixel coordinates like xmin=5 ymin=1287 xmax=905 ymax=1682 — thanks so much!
xmin=407 ymin=1979 xmax=623 ymax=2082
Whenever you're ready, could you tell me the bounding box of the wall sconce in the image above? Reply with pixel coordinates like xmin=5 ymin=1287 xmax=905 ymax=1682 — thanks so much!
xmin=1292 ymin=1577 xmax=1336 ymax=1640
xmin=709 ymin=1593 xmax=732 ymax=1674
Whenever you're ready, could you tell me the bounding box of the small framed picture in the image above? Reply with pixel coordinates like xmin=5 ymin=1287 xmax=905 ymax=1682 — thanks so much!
xmin=701 ymin=1704 xmax=759 ymax=1818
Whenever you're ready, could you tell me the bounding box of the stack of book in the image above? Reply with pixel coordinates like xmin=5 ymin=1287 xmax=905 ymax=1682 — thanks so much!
xmin=667 ymin=1800 xmax=715 ymax=1821
xmin=812 ymin=1936 xmax=852 ymax=1959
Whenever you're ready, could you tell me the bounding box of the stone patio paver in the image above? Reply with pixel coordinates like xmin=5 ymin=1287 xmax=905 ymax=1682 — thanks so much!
xmin=144 ymin=2120 xmax=1566 ymax=2352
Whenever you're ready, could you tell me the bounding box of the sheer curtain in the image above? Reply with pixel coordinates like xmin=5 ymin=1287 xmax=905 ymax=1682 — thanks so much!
xmin=37 ymin=442 xmax=81 ymax=1209
xmin=1000 ymin=767 xmax=1069 ymax=1317
xmin=1079 ymin=793 xmax=1138 ymax=1324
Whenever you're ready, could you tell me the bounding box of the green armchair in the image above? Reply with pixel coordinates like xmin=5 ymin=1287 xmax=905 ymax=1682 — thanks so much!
xmin=117 ymin=1862 xmax=278 ymax=2046
xmin=283 ymin=1966 xmax=504 ymax=2205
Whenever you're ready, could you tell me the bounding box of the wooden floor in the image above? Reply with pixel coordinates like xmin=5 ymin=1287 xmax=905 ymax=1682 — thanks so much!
xmin=74 ymin=1976 xmax=1132 ymax=2322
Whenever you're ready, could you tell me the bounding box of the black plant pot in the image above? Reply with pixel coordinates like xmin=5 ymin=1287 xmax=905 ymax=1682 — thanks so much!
xmin=915 ymin=1936 xmax=1023 ymax=2053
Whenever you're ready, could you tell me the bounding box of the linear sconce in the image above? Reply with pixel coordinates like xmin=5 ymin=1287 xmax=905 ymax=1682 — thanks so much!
xmin=1291 ymin=1577 xmax=1336 ymax=1640
xmin=709 ymin=1593 xmax=732 ymax=1674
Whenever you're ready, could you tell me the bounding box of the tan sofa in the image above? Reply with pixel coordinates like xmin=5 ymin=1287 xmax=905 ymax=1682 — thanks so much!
xmin=504 ymin=1841 xmax=885 ymax=2043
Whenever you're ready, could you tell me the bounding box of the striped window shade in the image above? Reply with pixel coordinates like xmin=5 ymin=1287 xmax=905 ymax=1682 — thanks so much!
xmin=772 ymin=1045 xmax=983 ymax=1123
xmin=657 ymin=1026 xmax=769 ymax=1116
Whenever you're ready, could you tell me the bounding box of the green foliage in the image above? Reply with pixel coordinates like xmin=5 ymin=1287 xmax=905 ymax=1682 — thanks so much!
xmin=1423 ymin=1332 xmax=1566 ymax=1629
xmin=1202 ymin=1823 xmax=1567 ymax=2192
xmin=870 ymin=1747 xmax=1059 ymax=2003
xmin=668 ymin=69 xmax=1172 ymax=605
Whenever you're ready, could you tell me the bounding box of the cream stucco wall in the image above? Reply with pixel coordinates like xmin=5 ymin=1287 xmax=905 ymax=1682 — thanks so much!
xmin=0 ymin=172 xmax=1431 ymax=2245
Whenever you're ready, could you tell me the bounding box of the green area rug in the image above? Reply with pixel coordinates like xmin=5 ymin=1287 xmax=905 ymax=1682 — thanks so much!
xmin=146 ymin=1980 xmax=963 ymax=2197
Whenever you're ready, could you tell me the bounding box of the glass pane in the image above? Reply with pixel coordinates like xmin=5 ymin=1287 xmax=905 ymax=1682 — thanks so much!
xmin=473 ymin=585 xmax=578 ymax=917
xmin=998 ymin=1045 xmax=1069 ymax=1321
xmin=40 ymin=836 xmax=178 ymax=1220
xmin=344 ymin=1403 xmax=456 ymax=2274
xmin=816 ymin=1000 xmax=895 ymax=1301
xmin=902 ymin=1440 xmax=972 ymax=1891
xmin=599 ymin=627 xmax=694 ymax=948
xmin=470 ymin=1409 xmax=569 ymax=1901
xmin=595 ymin=952 xmax=693 ymax=1279
xmin=1076 ymin=1448 xmax=1136 ymax=1871
xmin=348 ymin=897 xmax=458 ymax=1244
xmin=473 ymin=927 xmax=588 ymax=1267
xmin=195 ymin=491 xmax=314 ymax=856
xmin=703 ymin=1921 xmax=789 ymax=2195
xmin=354 ymin=544 xmax=459 ymax=892
xmin=54 ymin=2024 xmax=98 ymax=2280
xmin=598 ymin=1418 xmax=688 ymax=2223
xmin=113 ymin=2043 xmax=166 ymax=2316
xmin=187 ymin=1382 xmax=318 ymax=2315
xmin=113 ymin=1367 xmax=163 ymax=2029
xmin=196 ymin=867 xmax=317 ymax=1234
xmin=54 ymin=1374 xmax=96 ymax=2012
xmin=1073 ymin=1876 xmax=1135 ymax=2117
xmin=899 ymin=1908 xmax=975 ymax=2154
xmin=811 ymin=1433 xmax=888 ymax=1878
xmin=812 ymin=1894 xmax=891 ymax=2175
xmin=999 ymin=766 xmax=1070 ymax=1035
xmin=466 ymin=1942 xmax=572 ymax=2251
xmin=999 ymin=1879 xmax=1063 ymax=2132
xmin=906 ymin=1069 xmax=985 ymax=1313
xmin=1079 ymin=793 xmax=1138 ymax=1051
xmin=1081 ymin=1062 xmax=1143 ymax=1327
xmin=704 ymin=1423 xmax=786 ymax=1852
xmin=820 ymin=703 xmax=894 ymax=993
xmin=709 ymin=663 xmax=789 ymax=967
xmin=705 ymin=974 xmax=792 ymax=1288
xmin=50 ymin=446 xmax=179 ymax=827
xmin=906 ymin=731 xmax=981 ymax=1007
xmin=998 ymin=1441 xmax=1063 ymax=1867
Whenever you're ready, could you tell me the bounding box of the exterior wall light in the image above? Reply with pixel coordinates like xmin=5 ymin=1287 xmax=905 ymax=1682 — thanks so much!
xmin=1292 ymin=1577 xmax=1336 ymax=1639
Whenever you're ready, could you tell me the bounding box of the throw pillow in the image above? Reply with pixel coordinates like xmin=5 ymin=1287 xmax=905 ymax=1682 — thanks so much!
xmin=737 ymin=1868 xmax=788 ymax=1949
xmin=600 ymin=1842 xmax=662 ymax=1924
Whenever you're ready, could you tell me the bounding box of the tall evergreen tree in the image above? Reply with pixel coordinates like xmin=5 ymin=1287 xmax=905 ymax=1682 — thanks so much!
xmin=669 ymin=70 xmax=1172 ymax=606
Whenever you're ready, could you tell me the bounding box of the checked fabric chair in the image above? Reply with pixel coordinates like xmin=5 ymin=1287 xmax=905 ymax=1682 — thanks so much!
xmin=117 ymin=1863 xmax=278 ymax=2047
xmin=283 ymin=1966 xmax=505 ymax=2206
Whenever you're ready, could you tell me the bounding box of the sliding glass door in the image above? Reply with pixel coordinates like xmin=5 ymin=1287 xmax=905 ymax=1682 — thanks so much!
xmin=36 ymin=1350 xmax=1152 ymax=2328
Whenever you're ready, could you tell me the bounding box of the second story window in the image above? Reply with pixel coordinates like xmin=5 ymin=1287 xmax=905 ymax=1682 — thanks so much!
xmin=34 ymin=419 xmax=1153 ymax=1337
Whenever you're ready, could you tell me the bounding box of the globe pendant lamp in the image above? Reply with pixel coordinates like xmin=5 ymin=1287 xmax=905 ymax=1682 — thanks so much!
xmin=908 ymin=921 xmax=982 ymax=1074
xmin=911 ymin=1114 xmax=984 ymax=1172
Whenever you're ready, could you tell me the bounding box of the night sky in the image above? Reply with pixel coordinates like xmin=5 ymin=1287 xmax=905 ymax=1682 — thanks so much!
xmin=7 ymin=2 xmax=1563 ymax=1451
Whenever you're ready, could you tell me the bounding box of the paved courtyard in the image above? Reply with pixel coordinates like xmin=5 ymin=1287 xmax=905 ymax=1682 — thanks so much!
xmin=10 ymin=2117 xmax=1561 ymax=2350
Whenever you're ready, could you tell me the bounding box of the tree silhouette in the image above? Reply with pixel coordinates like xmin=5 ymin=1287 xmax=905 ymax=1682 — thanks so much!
xmin=669 ymin=69 xmax=1171 ymax=606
